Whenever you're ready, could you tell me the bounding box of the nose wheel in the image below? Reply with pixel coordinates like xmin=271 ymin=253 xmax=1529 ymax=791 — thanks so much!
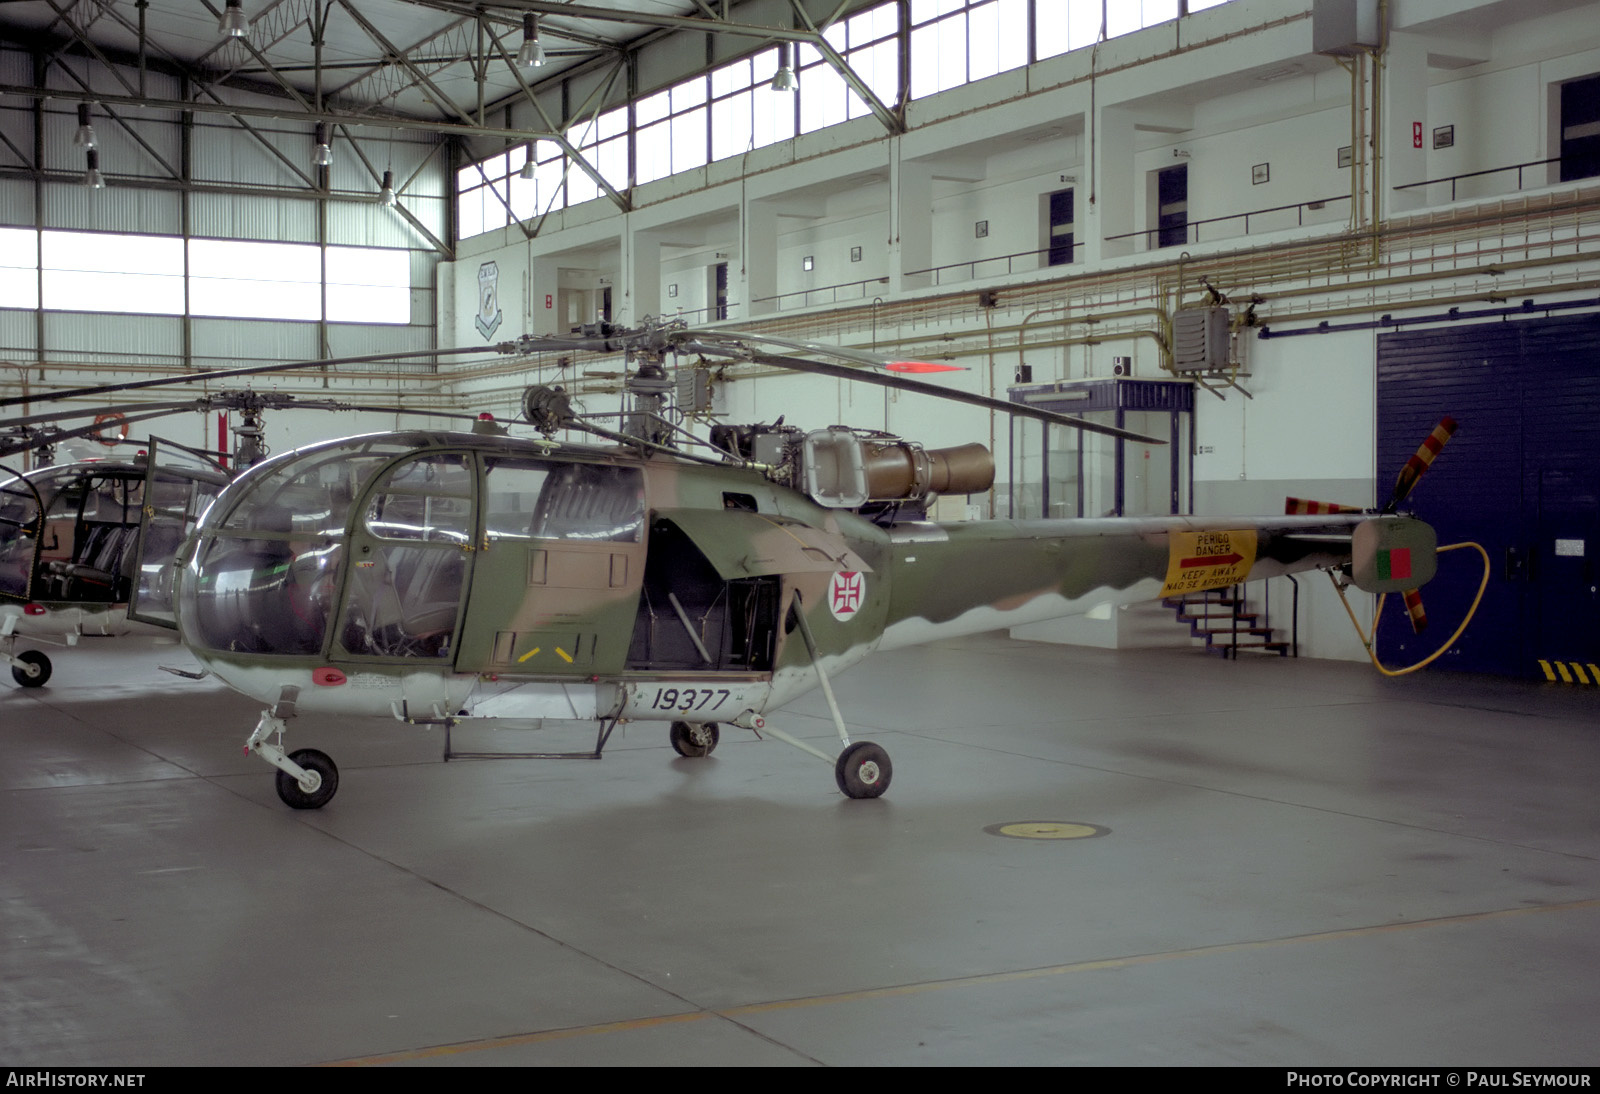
xmin=9 ymin=649 xmax=51 ymax=688
xmin=274 ymin=748 xmax=339 ymax=810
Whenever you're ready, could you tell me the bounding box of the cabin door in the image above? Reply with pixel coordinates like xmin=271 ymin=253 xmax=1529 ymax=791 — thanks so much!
xmin=455 ymin=456 xmax=646 ymax=675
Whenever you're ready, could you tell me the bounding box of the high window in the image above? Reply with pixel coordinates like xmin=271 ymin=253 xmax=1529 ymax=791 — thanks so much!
xmin=566 ymin=107 xmax=630 ymax=204
xmin=798 ymin=3 xmax=901 ymax=133
xmin=910 ymin=0 xmax=1029 ymax=101
xmin=1 ymin=228 xmax=410 ymax=323
xmin=453 ymin=0 xmax=1240 ymax=240
xmin=710 ymin=49 xmax=798 ymax=162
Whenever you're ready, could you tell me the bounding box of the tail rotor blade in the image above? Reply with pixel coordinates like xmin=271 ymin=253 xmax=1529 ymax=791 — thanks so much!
xmin=1388 ymin=416 xmax=1458 ymax=510
xmin=1402 ymin=588 xmax=1429 ymax=633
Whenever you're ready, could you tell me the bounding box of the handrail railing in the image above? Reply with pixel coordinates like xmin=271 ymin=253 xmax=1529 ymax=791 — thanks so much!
xmin=662 ymin=302 xmax=740 ymax=324
xmin=752 ymin=275 xmax=889 ymax=311
xmin=1392 ymin=156 xmax=1563 ymax=202
xmin=1106 ymin=194 xmax=1350 ymax=250
xmin=903 ymin=241 xmax=1086 ymax=287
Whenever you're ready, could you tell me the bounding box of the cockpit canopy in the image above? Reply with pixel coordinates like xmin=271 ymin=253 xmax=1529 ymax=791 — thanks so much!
xmin=179 ymin=432 xmax=647 ymax=660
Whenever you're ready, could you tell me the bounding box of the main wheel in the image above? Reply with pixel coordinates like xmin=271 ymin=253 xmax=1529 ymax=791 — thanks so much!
xmin=670 ymin=721 xmax=720 ymax=758
xmin=275 ymin=748 xmax=339 ymax=810
xmin=835 ymin=741 xmax=892 ymax=799
xmin=11 ymin=650 xmax=51 ymax=688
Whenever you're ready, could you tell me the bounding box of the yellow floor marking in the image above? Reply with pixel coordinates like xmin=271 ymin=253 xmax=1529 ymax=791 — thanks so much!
xmin=517 ymin=647 xmax=541 ymax=663
xmin=1539 ymin=660 xmax=1557 ymax=681
xmin=1573 ymin=663 xmax=1591 ymax=686
xmin=1590 ymin=665 xmax=1600 ymax=685
xmin=556 ymin=647 xmax=573 ymax=663
xmin=322 ymin=896 xmax=1600 ymax=1066
xmin=1556 ymin=662 xmax=1573 ymax=684
xmin=990 ymin=821 xmax=1105 ymax=840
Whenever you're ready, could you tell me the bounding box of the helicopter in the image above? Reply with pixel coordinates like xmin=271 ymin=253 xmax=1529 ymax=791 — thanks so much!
xmin=58 ymin=317 xmax=1446 ymax=808
xmin=0 ymin=438 xmax=231 ymax=687
xmin=0 ymin=388 xmax=496 ymax=687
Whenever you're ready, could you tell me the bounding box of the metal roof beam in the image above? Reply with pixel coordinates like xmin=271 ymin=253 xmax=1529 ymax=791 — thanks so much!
xmin=482 ymin=21 xmax=631 ymax=218
xmin=334 ymin=0 xmax=480 ymax=128
xmin=0 ymin=81 xmax=550 ymax=142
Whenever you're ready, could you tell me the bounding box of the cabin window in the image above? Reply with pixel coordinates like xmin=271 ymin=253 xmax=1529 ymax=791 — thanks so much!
xmin=219 ymin=438 xmax=416 ymax=538
xmin=343 ymin=453 xmax=473 ymax=658
xmin=482 ymin=460 xmax=552 ymax=542
xmin=526 ymin=462 xmax=645 ymax=543
xmin=363 ymin=454 xmax=473 ymax=545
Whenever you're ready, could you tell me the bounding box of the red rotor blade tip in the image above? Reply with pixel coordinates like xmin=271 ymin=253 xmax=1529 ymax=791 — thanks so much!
xmin=885 ymin=361 xmax=966 ymax=373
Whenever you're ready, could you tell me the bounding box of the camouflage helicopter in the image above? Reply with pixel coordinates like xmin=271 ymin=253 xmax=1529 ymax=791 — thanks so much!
xmin=73 ymin=317 xmax=1444 ymax=808
xmin=0 ymin=424 xmax=232 ymax=687
xmin=0 ymin=384 xmax=487 ymax=687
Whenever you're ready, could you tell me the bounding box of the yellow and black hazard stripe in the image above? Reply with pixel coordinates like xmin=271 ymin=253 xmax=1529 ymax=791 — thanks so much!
xmin=1538 ymin=660 xmax=1600 ymax=685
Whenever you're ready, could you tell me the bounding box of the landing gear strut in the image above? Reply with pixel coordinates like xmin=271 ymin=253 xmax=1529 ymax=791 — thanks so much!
xmin=768 ymin=594 xmax=895 ymax=800
xmin=246 ymin=710 xmax=340 ymax=810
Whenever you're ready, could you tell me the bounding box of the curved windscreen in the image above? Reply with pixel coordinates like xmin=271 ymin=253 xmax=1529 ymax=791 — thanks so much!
xmin=181 ymin=435 xmax=427 ymax=654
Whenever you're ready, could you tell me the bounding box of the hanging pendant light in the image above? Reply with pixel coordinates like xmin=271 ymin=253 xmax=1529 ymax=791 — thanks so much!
xmin=218 ymin=0 xmax=248 ymax=39
xmin=771 ymin=42 xmax=797 ymax=91
xmin=517 ymin=14 xmax=546 ymax=69
xmin=73 ymin=103 xmax=96 ymax=149
xmin=379 ymin=169 xmax=397 ymax=207
xmin=85 ymin=148 xmax=105 ymax=190
xmin=312 ymin=122 xmax=333 ymax=168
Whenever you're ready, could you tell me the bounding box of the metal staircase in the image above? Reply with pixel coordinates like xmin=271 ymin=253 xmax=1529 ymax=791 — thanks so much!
xmin=1164 ymin=583 xmax=1293 ymax=659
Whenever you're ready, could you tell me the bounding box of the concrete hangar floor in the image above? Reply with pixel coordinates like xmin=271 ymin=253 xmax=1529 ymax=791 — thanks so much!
xmin=3 ymin=632 xmax=1598 ymax=1068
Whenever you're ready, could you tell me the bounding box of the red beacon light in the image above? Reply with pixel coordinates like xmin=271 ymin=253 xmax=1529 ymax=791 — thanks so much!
xmin=23 ymin=603 xmax=47 ymax=616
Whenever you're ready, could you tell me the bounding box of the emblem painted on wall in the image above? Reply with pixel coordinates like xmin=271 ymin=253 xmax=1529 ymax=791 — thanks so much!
xmin=475 ymin=261 xmax=502 ymax=340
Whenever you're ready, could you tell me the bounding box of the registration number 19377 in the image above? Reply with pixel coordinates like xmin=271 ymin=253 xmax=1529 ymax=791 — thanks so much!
xmin=620 ymin=683 xmax=761 ymax=720
xmin=647 ymin=687 xmax=729 ymax=711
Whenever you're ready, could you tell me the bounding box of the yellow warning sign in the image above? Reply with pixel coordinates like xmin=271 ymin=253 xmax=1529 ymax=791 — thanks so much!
xmin=1160 ymin=529 xmax=1258 ymax=597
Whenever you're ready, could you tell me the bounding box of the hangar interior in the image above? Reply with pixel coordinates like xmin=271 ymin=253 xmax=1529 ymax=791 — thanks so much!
xmin=3 ymin=0 xmax=1600 ymax=1068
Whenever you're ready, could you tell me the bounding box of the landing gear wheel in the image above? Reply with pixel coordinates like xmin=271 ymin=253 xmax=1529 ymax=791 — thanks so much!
xmin=670 ymin=721 xmax=720 ymax=757
xmin=274 ymin=748 xmax=339 ymax=810
xmin=835 ymin=741 xmax=892 ymax=799
xmin=12 ymin=650 xmax=51 ymax=688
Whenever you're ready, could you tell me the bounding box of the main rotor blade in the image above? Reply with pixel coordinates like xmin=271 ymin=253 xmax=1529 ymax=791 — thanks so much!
xmin=3 ymin=399 xmax=206 ymax=430
xmin=0 ymin=407 xmax=189 ymax=459
xmin=734 ymin=351 xmax=1167 ymax=445
xmin=333 ymin=403 xmax=488 ymax=423
xmin=677 ymin=328 xmax=905 ymax=370
xmin=0 ymin=346 xmax=501 ymax=411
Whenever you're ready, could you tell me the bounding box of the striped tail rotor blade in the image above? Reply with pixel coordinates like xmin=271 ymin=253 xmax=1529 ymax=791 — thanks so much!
xmin=1285 ymin=497 xmax=1362 ymax=515
xmin=1402 ymin=588 xmax=1429 ymax=633
xmin=1388 ymin=417 xmax=1458 ymax=510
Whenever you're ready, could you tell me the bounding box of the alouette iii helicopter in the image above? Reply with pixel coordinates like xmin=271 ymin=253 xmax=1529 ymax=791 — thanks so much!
xmin=0 ymin=425 xmax=231 ymax=687
xmin=0 ymin=379 xmax=506 ymax=687
xmin=12 ymin=316 xmax=1443 ymax=809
